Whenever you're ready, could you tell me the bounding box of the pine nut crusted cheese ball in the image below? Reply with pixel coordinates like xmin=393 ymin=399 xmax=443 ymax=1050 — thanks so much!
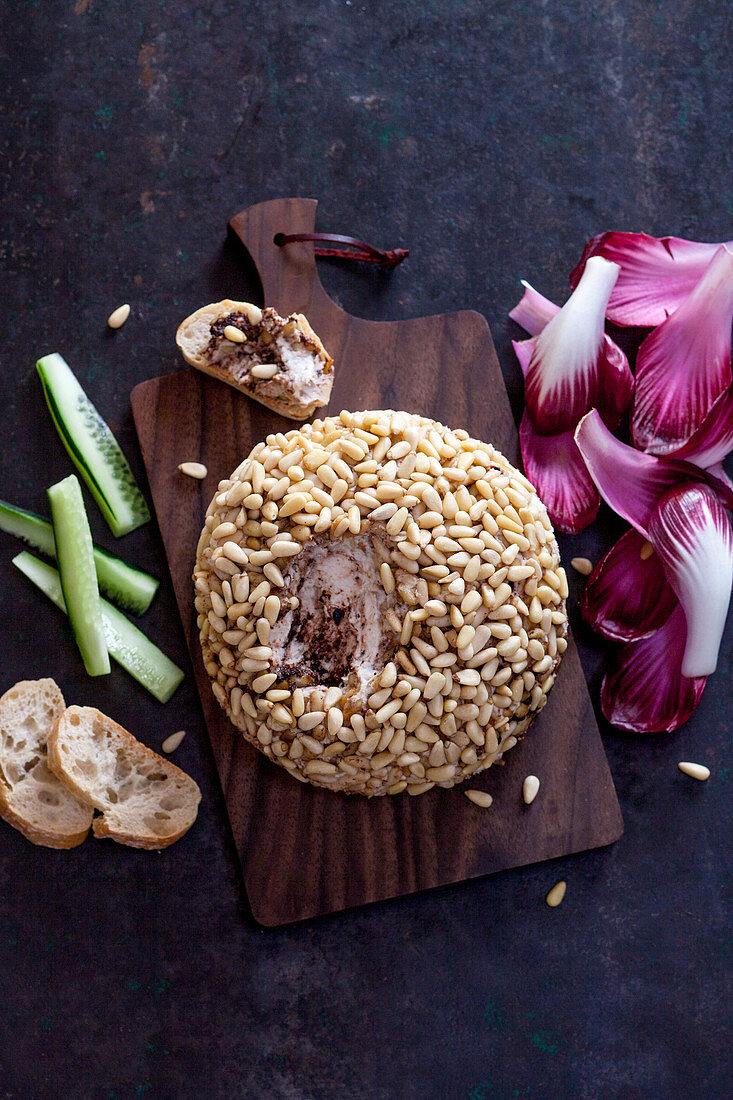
xmin=194 ymin=410 xmax=569 ymax=797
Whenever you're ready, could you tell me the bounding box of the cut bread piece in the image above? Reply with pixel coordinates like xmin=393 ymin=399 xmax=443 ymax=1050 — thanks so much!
xmin=0 ymin=679 xmax=93 ymax=848
xmin=48 ymin=706 xmax=201 ymax=850
xmin=176 ymin=299 xmax=334 ymax=420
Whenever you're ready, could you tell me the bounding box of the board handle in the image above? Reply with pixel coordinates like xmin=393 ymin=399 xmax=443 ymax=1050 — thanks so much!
xmin=229 ymin=197 xmax=349 ymax=327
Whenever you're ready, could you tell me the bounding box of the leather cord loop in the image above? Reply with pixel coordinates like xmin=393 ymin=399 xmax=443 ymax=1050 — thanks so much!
xmin=274 ymin=231 xmax=408 ymax=270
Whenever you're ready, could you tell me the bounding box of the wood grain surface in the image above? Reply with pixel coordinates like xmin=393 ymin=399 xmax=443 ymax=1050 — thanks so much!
xmin=131 ymin=198 xmax=622 ymax=926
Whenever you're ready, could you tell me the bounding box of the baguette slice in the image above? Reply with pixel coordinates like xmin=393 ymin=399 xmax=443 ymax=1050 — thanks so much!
xmin=0 ymin=679 xmax=93 ymax=848
xmin=176 ymin=299 xmax=334 ymax=420
xmin=48 ymin=706 xmax=201 ymax=850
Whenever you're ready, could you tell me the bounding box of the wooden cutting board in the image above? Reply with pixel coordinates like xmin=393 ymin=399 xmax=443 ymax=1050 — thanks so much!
xmin=131 ymin=197 xmax=623 ymax=926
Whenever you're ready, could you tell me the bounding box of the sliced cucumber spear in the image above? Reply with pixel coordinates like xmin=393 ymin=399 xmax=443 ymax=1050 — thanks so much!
xmin=13 ymin=552 xmax=184 ymax=703
xmin=47 ymin=474 xmax=110 ymax=677
xmin=0 ymin=498 xmax=158 ymax=615
xmin=37 ymin=352 xmax=150 ymax=537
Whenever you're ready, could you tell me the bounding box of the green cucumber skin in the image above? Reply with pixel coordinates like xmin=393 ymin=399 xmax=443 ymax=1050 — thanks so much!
xmin=12 ymin=552 xmax=184 ymax=703
xmin=0 ymin=498 xmax=158 ymax=614
xmin=37 ymin=352 xmax=150 ymax=537
xmin=92 ymin=544 xmax=159 ymax=615
xmin=47 ymin=475 xmax=110 ymax=677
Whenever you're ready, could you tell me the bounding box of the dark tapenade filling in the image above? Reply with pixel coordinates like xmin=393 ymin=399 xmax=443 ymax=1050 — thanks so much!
xmin=206 ymin=309 xmax=329 ymax=381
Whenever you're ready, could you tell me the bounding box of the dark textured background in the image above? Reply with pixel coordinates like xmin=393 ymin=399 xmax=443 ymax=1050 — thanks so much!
xmin=0 ymin=2 xmax=731 ymax=1098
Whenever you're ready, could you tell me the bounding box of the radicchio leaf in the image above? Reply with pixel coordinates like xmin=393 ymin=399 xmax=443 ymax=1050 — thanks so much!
xmin=519 ymin=413 xmax=599 ymax=534
xmin=524 ymin=257 xmax=633 ymax=434
xmin=508 ymin=281 xmax=559 ymax=336
xmin=580 ymin=527 xmax=677 ymax=641
xmin=671 ymin=385 xmax=733 ymax=470
xmin=601 ymin=605 xmax=707 ymax=734
xmin=569 ymin=231 xmax=733 ymax=326
xmin=574 ymin=410 xmax=707 ymax=538
xmin=648 ymin=484 xmax=733 ymax=677
xmin=631 ymin=245 xmax=733 ymax=455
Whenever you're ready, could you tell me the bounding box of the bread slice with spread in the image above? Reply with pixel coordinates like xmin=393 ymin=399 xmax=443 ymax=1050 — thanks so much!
xmin=176 ymin=299 xmax=334 ymax=420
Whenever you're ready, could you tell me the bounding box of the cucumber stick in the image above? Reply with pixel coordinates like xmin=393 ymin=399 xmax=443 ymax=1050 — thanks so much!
xmin=13 ymin=552 xmax=184 ymax=703
xmin=0 ymin=497 xmax=158 ymax=615
xmin=37 ymin=352 xmax=150 ymax=537
xmin=47 ymin=475 xmax=110 ymax=676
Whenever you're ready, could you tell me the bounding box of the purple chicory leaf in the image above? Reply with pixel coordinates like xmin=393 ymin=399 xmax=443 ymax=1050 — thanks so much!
xmin=648 ymin=484 xmax=733 ymax=677
xmin=631 ymin=245 xmax=733 ymax=455
xmin=524 ymin=257 xmax=633 ymax=433
xmin=512 ymin=338 xmax=534 ymax=379
xmin=509 ymin=281 xmax=559 ymax=336
xmin=569 ymin=231 xmax=733 ymax=326
xmin=707 ymin=463 xmax=733 ymax=492
xmin=670 ymin=385 xmax=733 ymax=470
xmin=601 ymin=605 xmax=707 ymax=734
xmin=574 ymin=410 xmax=707 ymax=539
xmin=519 ymin=413 xmax=599 ymax=534
xmin=580 ymin=527 xmax=677 ymax=641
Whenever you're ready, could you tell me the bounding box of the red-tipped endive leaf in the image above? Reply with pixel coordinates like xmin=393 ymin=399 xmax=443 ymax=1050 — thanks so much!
xmin=671 ymin=386 xmax=733 ymax=470
xmin=512 ymin=338 xmax=534 ymax=379
xmin=705 ymin=469 xmax=733 ymax=512
xmin=580 ymin=528 xmax=677 ymax=641
xmin=631 ymin=245 xmax=733 ymax=455
xmin=519 ymin=413 xmax=599 ymax=534
xmin=509 ymin=281 xmax=559 ymax=336
xmin=707 ymin=463 xmax=733 ymax=492
xmin=569 ymin=231 xmax=733 ymax=326
xmin=524 ymin=258 xmax=633 ymax=433
xmin=601 ymin=606 xmax=707 ymax=733
xmin=648 ymin=484 xmax=733 ymax=678
xmin=574 ymin=410 xmax=707 ymax=538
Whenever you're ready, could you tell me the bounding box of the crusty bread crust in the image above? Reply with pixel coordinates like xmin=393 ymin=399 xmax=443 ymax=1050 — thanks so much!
xmin=48 ymin=706 xmax=201 ymax=850
xmin=0 ymin=679 xmax=92 ymax=849
xmin=175 ymin=299 xmax=333 ymax=420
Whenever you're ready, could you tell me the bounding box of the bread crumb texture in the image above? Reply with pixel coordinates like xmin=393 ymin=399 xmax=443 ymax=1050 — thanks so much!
xmin=0 ymin=679 xmax=93 ymax=848
xmin=48 ymin=706 xmax=201 ymax=849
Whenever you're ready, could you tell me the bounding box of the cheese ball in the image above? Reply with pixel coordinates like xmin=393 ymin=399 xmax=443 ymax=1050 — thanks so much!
xmin=194 ymin=410 xmax=568 ymax=796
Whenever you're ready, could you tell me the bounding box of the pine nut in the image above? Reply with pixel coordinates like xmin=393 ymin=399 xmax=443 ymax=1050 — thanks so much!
xmin=270 ymin=540 xmax=301 ymax=557
xmin=162 ymin=729 xmax=186 ymax=753
xmin=426 ymin=764 xmax=455 ymax=783
xmin=251 ymin=363 xmax=278 ymax=380
xmin=523 ymin=774 xmax=540 ymax=804
xmin=546 ymin=881 xmax=566 ymax=907
xmin=243 ymin=303 xmax=263 ymax=324
xmin=678 ymin=761 xmax=710 ymax=781
xmin=465 ymin=789 xmax=493 ymax=807
xmin=298 ymin=712 xmax=325 ymax=731
xmin=179 ymin=461 xmax=208 ymax=479
xmin=223 ymin=324 xmax=246 ymax=343
xmin=107 ymin=303 xmax=131 ymax=329
xmin=571 ymin=557 xmax=593 ymax=576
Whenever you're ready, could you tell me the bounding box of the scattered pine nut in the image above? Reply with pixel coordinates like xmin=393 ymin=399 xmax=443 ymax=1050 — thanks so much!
xmin=523 ymin=774 xmax=540 ymax=804
xmin=678 ymin=761 xmax=710 ymax=781
xmin=223 ymin=324 xmax=245 ymax=343
xmin=546 ymin=880 xmax=566 ymax=907
xmin=178 ymin=461 xmax=208 ymax=480
xmin=107 ymin=303 xmax=131 ymax=329
xmin=570 ymin=556 xmax=593 ymax=576
xmin=465 ymin=789 xmax=493 ymax=808
xmin=639 ymin=540 xmax=654 ymax=560
xmin=162 ymin=729 xmax=186 ymax=753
